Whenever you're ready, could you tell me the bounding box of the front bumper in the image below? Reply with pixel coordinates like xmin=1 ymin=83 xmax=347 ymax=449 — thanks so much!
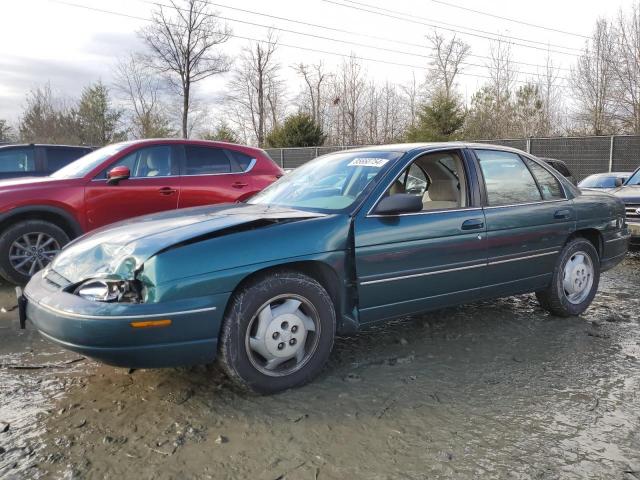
xmin=628 ymin=222 xmax=640 ymax=246
xmin=22 ymin=271 xmax=230 ymax=368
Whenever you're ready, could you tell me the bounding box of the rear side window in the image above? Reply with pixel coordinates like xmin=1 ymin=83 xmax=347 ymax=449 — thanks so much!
xmin=523 ymin=158 xmax=564 ymax=200
xmin=229 ymin=150 xmax=255 ymax=171
xmin=0 ymin=147 xmax=35 ymax=172
xmin=476 ymin=150 xmax=542 ymax=206
xmin=46 ymin=147 xmax=90 ymax=172
xmin=185 ymin=146 xmax=231 ymax=175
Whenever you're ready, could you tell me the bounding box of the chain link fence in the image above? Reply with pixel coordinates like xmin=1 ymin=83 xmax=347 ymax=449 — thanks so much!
xmin=265 ymin=136 xmax=640 ymax=180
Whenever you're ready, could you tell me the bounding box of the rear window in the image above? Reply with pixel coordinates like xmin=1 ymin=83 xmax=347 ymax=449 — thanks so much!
xmin=229 ymin=150 xmax=255 ymax=171
xmin=0 ymin=147 xmax=35 ymax=173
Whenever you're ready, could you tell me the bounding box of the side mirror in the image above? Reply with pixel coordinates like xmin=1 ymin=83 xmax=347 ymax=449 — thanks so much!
xmin=374 ymin=194 xmax=423 ymax=215
xmin=615 ymin=177 xmax=624 ymax=187
xmin=107 ymin=166 xmax=130 ymax=185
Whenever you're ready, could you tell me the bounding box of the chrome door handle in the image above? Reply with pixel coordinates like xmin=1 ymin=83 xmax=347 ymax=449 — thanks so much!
xmin=554 ymin=209 xmax=571 ymax=219
xmin=461 ymin=218 xmax=484 ymax=230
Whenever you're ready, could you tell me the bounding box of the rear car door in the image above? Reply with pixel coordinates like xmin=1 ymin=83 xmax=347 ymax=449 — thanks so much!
xmin=84 ymin=144 xmax=181 ymax=229
xmin=474 ymin=148 xmax=575 ymax=291
xmin=354 ymin=148 xmax=488 ymax=324
xmin=178 ymin=145 xmax=255 ymax=208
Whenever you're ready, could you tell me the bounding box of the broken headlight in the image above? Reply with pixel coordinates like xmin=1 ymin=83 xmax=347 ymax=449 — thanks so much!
xmin=75 ymin=277 xmax=143 ymax=303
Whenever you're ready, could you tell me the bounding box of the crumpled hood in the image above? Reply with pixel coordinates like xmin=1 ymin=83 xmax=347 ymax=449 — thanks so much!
xmin=51 ymin=203 xmax=324 ymax=283
xmin=613 ymin=185 xmax=640 ymax=204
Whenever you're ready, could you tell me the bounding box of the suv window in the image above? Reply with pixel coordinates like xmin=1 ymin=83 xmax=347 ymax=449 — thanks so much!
xmin=229 ymin=150 xmax=254 ymax=171
xmin=46 ymin=147 xmax=90 ymax=172
xmin=185 ymin=146 xmax=231 ymax=175
xmin=0 ymin=147 xmax=35 ymax=173
xmin=523 ymin=158 xmax=564 ymax=200
xmin=97 ymin=145 xmax=174 ymax=179
xmin=476 ymin=150 xmax=542 ymax=206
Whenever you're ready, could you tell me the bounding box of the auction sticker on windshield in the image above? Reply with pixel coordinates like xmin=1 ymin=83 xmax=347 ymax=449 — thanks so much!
xmin=348 ymin=158 xmax=389 ymax=167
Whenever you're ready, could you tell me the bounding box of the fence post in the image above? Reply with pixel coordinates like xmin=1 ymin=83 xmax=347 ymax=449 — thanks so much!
xmin=608 ymin=136 xmax=614 ymax=172
xmin=526 ymin=137 xmax=531 ymax=153
xmin=280 ymin=149 xmax=284 ymax=168
xmin=315 ymin=147 xmax=319 ymax=158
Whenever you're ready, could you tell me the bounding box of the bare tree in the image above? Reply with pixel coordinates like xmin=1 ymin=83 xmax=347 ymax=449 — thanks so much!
xmin=487 ymin=39 xmax=517 ymax=136
xmin=332 ymin=54 xmax=366 ymax=145
xmin=571 ymin=18 xmax=617 ymax=135
xmin=139 ymin=0 xmax=230 ymax=138
xmin=400 ymin=72 xmax=420 ymax=130
xmin=426 ymin=31 xmax=471 ymax=101
xmin=227 ymin=33 xmax=283 ymax=147
xmin=294 ymin=62 xmax=330 ymax=127
xmin=536 ymin=53 xmax=563 ymax=135
xmin=113 ymin=54 xmax=173 ymax=138
xmin=613 ymin=5 xmax=640 ymax=133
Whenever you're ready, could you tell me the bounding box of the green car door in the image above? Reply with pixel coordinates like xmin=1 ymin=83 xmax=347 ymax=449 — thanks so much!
xmin=472 ymin=148 xmax=575 ymax=293
xmin=354 ymin=148 xmax=489 ymax=324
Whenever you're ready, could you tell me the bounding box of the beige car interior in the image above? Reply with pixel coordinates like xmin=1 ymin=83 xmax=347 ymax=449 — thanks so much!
xmin=387 ymin=151 xmax=467 ymax=211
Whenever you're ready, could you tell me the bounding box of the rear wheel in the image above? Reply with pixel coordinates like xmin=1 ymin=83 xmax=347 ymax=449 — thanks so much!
xmin=218 ymin=271 xmax=336 ymax=394
xmin=536 ymin=237 xmax=600 ymax=317
xmin=0 ymin=220 xmax=69 ymax=285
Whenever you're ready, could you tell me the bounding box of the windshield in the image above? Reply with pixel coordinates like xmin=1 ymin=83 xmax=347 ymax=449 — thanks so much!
xmin=579 ymin=175 xmax=618 ymax=188
xmin=50 ymin=143 xmax=131 ymax=179
xmin=626 ymin=169 xmax=640 ymax=186
xmin=249 ymin=150 xmax=402 ymax=213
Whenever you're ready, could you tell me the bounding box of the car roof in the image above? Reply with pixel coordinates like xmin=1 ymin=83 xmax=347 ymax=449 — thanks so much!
xmin=0 ymin=143 xmax=93 ymax=149
xmin=109 ymin=138 xmax=267 ymax=154
xmin=345 ymin=142 xmax=529 ymax=156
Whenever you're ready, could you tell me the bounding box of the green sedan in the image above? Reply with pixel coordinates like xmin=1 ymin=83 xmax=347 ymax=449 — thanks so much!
xmin=20 ymin=143 xmax=630 ymax=393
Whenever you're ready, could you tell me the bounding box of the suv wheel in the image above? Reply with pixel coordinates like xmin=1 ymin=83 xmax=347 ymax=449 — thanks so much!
xmin=0 ymin=220 xmax=69 ymax=285
xmin=536 ymin=237 xmax=600 ymax=317
xmin=218 ymin=271 xmax=336 ymax=394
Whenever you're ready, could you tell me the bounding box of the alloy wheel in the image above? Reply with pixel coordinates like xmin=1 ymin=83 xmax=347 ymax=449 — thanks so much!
xmin=9 ymin=233 xmax=61 ymax=277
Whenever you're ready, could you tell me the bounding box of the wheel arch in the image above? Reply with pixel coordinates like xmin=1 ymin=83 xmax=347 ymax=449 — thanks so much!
xmin=569 ymin=228 xmax=603 ymax=258
xmin=226 ymin=260 xmax=345 ymax=330
xmin=0 ymin=206 xmax=83 ymax=240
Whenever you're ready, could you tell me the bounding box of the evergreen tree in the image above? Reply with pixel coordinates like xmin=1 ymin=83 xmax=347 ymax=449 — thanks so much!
xmin=265 ymin=113 xmax=325 ymax=147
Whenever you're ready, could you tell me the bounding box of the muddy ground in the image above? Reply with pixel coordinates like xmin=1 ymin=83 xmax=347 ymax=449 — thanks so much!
xmin=0 ymin=254 xmax=639 ymax=480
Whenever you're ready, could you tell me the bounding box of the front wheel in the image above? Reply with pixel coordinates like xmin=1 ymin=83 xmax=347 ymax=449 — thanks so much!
xmin=0 ymin=220 xmax=69 ymax=285
xmin=536 ymin=237 xmax=600 ymax=317
xmin=218 ymin=271 xmax=336 ymax=394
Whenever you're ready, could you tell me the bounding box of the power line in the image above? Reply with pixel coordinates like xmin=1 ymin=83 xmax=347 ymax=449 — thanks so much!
xmin=46 ymin=0 xmax=572 ymax=89
xmin=193 ymin=0 xmax=574 ymax=72
xmin=339 ymin=0 xmax=584 ymax=52
xmin=429 ymin=0 xmax=590 ymax=39
xmin=322 ymin=0 xmax=582 ymax=57
xmin=135 ymin=0 xmax=572 ymax=81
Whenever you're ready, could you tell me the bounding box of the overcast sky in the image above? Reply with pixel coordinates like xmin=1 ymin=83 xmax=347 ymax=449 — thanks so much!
xmin=0 ymin=0 xmax=636 ymax=124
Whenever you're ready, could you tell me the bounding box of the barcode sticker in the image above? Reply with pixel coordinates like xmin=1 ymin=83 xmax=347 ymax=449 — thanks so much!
xmin=347 ymin=158 xmax=389 ymax=167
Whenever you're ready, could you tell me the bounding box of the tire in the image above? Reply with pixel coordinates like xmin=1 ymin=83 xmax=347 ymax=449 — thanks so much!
xmin=218 ymin=270 xmax=336 ymax=394
xmin=536 ymin=237 xmax=600 ymax=317
xmin=0 ymin=220 xmax=69 ymax=285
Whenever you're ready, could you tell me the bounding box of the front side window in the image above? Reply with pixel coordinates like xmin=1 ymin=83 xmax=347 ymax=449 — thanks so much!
xmin=0 ymin=147 xmax=35 ymax=173
xmin=184 ymin=146 xmax=231 ymax=175
xmin=383 ymin=150 xmax=468 ymax=211
xmin=524 ymin=158 xmax=564 ymax=200
xmin=249 ymin=150 xmax=402 ymax=213
xmin=476 ymin=150 xmax=542 ymax=206
xmin=96 ymin=145 xmax=174 ymax=179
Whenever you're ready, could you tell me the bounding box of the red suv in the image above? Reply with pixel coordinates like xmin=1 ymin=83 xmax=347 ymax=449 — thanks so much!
xmin=0 ymin=139 xmax=283 ymax=284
